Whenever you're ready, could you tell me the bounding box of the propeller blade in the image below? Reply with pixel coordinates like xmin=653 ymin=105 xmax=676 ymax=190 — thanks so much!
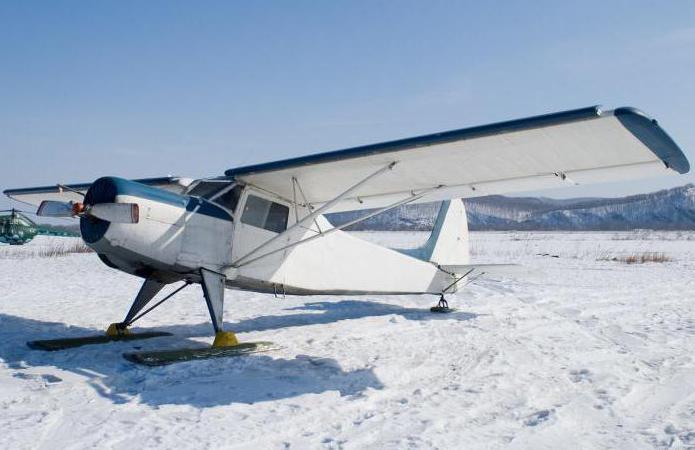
xmin=87 ymin=203 xmax=139 ymax=223
xmin=37 ymin=200 xmax=75 ymax=217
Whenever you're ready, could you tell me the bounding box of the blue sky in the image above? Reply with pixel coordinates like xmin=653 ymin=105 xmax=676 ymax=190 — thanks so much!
xmin=1 ymin=1 xmax=694 ymax=212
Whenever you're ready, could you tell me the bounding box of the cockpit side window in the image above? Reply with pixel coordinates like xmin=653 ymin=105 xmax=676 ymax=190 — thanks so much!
xmin=213 ymin=185 xmax=243 ymax=214
xmin=241 ymin=194 xmax=289 ymax=233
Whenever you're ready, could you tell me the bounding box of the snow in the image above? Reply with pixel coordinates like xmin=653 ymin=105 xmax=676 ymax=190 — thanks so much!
xmin=1 ymin=233 xmax=695 ymax=449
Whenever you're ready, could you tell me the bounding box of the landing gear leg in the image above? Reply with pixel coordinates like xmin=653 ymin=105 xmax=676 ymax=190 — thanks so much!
xmin=107 ymin=278 xmax=166 ymax=336
xmin=201 ymin=268 xmax=239 ymax=348
xmin=430 ymin=294 xmax=453 ymax=313
xmin=27 ymin=277 xmax=175 ymax=351
xmin=123 ymin=270 xmax=279 ymax=365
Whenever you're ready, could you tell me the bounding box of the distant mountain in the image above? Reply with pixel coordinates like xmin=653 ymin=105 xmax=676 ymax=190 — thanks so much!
xmin=326 ymin=184 xmax=695 ymax=231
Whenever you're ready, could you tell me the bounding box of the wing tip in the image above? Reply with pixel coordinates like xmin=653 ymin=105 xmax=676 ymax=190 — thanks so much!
xmin=611 ymin=107 xmax=690 ymax=174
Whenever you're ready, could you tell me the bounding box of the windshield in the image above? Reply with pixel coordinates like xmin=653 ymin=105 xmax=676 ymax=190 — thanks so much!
xmin=186 ymin=181 xmax=243 ymax=217
xmin=186 ymin=181 xmax=228 ymax=199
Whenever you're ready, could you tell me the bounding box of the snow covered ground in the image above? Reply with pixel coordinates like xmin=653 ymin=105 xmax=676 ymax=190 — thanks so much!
xmin=1 ymin=232 xmax=695 ymax=449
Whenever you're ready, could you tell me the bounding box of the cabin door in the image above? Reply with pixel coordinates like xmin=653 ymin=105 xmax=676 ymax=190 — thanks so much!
xmin=232 ymin=190 xmax=291 ymax=281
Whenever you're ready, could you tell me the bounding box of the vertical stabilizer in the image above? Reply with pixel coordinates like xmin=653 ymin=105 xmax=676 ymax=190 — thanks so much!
xmin=399 ymin=200 xmax=470 ymax=266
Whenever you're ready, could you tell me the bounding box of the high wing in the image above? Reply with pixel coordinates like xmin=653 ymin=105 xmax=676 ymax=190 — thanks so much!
xmin=225 ymin=106 xmax=689 ymax=213
xmin=4 ymin=176 xmax=191 ymax=206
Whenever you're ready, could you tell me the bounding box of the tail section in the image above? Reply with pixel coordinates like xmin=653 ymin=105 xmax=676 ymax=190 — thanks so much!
xmin=400 ymin=200 xmax=470 ymax=266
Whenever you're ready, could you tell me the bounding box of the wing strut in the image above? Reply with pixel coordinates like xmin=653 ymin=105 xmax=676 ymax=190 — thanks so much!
xmin=231 ymin=185 xmax=440 ymax=268
xmin=292 ymin=176 xmax=322 ymax=234
xmin=232 ymin=161 xmax=398 ymax=267
xmin=57 ymin=184 xmax=86 ymax=197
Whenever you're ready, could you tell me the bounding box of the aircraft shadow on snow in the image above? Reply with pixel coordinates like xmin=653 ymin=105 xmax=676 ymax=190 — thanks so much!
xmin=0 ymin=300 xmax=477 ymax=407
xmin=158 ymin=299 xmax=479 ymax=336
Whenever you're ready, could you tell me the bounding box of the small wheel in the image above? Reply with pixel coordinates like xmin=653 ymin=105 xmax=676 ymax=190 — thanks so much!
xmin=430 ymin=295 xmax=453 ymax=313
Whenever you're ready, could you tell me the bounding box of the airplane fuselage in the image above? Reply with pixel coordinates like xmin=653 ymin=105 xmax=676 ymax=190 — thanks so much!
xmin=82 ymin=176 xmax=459 ymax=296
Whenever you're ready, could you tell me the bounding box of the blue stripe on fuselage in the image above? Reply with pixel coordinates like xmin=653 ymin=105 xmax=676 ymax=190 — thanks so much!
xmin=96 ymin=177 xmax=232 ymax=222
xmin=184 ymin=196 xmax=232 ymax=221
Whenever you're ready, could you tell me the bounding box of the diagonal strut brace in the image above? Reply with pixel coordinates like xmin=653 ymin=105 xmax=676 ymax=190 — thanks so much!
xmin=232 ymin=185 xmax=441 ymax=268
xmin=231 ymin=161 xmax=398 ymax=267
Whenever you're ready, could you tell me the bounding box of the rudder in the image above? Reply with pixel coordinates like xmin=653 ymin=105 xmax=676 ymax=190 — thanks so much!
xmin=400 ymin=200 xmax=469 ymax=266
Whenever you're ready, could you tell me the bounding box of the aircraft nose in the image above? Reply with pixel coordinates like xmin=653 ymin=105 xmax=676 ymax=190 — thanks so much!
xmin=80 ymin=177 xmax=118 ymax=244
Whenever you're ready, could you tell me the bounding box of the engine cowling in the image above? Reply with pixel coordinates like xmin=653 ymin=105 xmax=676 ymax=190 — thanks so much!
xmin=82 ymin=177 xmax=234 ymax=279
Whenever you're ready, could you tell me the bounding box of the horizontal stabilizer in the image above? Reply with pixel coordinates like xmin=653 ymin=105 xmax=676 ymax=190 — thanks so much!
xmin=440 ymin=264 xmax=533 ymax=278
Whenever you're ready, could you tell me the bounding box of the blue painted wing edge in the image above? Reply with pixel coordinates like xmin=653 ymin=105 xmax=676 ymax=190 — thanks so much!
xmin=613 ymin=107 xmax=689 ymax=174
xmin=3 ymin=176 xmax=180 ymax=197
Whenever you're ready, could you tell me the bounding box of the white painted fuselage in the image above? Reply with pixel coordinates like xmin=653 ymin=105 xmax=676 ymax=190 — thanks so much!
xmin=87 ymin=179 xmax=464 ymax=296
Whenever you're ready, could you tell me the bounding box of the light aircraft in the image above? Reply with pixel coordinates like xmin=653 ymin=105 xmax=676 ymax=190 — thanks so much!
xmin=4 ymin=106 xmax=689 ymax=365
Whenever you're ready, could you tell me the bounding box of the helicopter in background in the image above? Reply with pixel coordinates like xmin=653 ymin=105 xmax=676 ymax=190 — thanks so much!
xmin=0 ymin=208 xmax=78 ymax=245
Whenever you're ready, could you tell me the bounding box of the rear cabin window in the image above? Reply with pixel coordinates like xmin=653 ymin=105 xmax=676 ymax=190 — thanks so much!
xmin=241 ymin=195 xmax=289 ymax=233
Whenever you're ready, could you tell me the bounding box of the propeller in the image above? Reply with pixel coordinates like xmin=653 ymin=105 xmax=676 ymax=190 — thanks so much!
xmin=37 ymin=200 xmax=139 ymax=224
